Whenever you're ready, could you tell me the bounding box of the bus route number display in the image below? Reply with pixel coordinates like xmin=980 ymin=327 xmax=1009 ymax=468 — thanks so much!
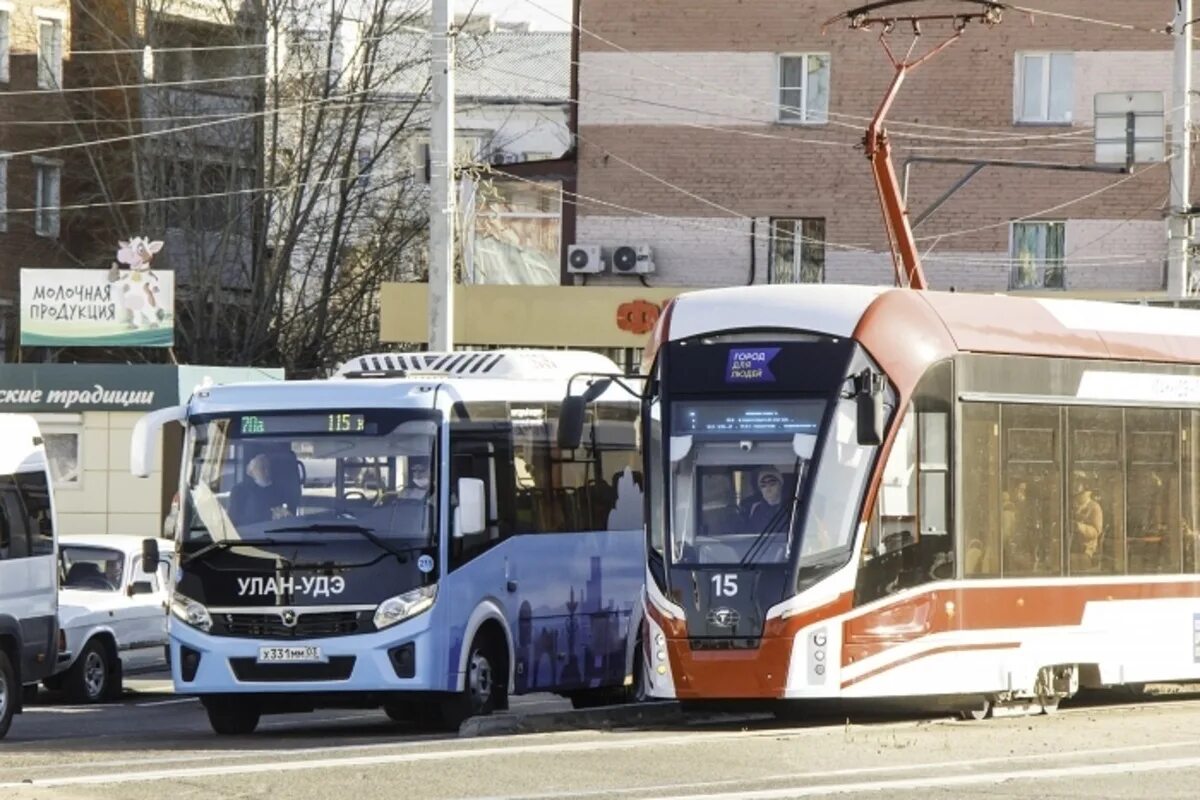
xmin=239 ymin=413 xmax=366 ymax=435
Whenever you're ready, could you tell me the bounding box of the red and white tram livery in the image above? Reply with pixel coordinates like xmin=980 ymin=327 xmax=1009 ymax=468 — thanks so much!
xmin=640 ymin=284 xmax=1200 ymax=714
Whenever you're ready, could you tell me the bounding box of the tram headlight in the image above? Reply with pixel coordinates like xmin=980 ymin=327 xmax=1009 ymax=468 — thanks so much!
xmin=170 ymin=593 xmax=212 ymax=633
xmin=654 ymin=633 xmax=664 ymax=648
xmin=374 ymin=585 xmax=438 ymax=630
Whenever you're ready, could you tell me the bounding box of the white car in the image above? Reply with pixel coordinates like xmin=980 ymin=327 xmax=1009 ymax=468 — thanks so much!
xmin=45 ymin=534 xmax=170 ymax=703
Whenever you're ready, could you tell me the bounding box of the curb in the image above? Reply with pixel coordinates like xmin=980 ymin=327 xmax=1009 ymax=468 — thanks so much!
xmin=458 ymin=701 xmax=683 ymax=737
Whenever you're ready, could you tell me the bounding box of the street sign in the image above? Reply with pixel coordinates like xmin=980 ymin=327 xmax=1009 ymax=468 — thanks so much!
xmin=1094 ymin=91 xmax=1165 ymax=166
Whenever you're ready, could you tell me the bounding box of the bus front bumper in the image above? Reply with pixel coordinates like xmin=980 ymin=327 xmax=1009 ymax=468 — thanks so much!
xmin=168 ymin=613 xmax=449 ymax=696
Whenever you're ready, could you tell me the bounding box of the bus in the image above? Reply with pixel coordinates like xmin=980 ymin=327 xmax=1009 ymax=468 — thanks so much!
xmin=636 ymin=284 xmax=1200 ymax=717
xmin=0 ymin=414 xmax=58 ymax=739
xmin=131 ymin=350 xmax=646 ymax=734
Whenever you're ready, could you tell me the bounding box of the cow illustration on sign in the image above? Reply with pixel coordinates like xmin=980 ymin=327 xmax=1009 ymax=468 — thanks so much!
xmin=107 ymin=237 xmax=165 ymax=329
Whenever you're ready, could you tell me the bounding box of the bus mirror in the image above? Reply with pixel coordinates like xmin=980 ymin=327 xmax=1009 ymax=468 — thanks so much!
xmin=557 ymin=396 xmax=587 ymax=450
xmin=793 ymin=433 xmax=816 ymax=459
xmin=669 ymin=435 xmax=693 ymax=462
xmin=455 ymin=478 xmax=486 ymax=538
xmin=857 ymin=390 xmax=884 ymax=446
xmin=131 ymin=405 xmax=187 ymax=478
xmin=141 ymin=538 xmax=160 ymax=570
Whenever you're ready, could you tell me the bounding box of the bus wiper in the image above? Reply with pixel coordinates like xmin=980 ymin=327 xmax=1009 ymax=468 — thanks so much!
xmin=266 ymin=522 xmax=414 ymax=562
xmin=180 ymin=537 xmax=325 ymax=566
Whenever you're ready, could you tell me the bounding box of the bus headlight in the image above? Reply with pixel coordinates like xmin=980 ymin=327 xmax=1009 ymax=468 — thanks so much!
xmin=374 ymin=585 xmax=437 ymax=630
xmin=170 ymin=594 xmax=212 ymax=633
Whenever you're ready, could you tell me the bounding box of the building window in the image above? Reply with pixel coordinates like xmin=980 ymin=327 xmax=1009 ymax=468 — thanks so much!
xmin=1016 ymin=52 xmax=1073 ymax=124
xmin=468 ymin=179 xmax=561 ymax=285
xmin=1010 ymin=221 xmax=1065 ymax=289
xmin=37 ymin=16 xmax=63 ymax=89
xmin=769 ymin=218 xmax=826 ymax=283
xmin=34 ymin=159 xmax=61 ymax=238
xmin=42 ymin=430 xmax=81 ymax=488
xmin=356 ymin=147 xmax=372 ymax=189
xmin=0 ymin=154 xmax=7 ymax=233
xmin=778 ymin=54 xmax=830 ymax=124
xmin=0 ymin=7 xmax=12 ymax=84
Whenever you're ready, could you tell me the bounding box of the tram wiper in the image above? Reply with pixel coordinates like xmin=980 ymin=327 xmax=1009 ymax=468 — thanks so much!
xmin=266 ymin=522 xmax=414 ymax=562
xmin=740 ymin=457 xmax=805 ymax=567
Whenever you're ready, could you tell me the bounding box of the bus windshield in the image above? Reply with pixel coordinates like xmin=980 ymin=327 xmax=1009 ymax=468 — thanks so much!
xmin=668 ymin=398 xmax=824 ymax=565
xmin=180 ymin=409 xmax=439 ymax=552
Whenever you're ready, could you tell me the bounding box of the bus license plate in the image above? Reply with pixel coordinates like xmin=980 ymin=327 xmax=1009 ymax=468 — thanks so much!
xmin=257 ymin=646 xmax=324 ymax=664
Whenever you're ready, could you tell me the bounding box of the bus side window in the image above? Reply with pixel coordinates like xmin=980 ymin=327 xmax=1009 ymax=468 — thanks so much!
xmin=449 ymin=427 xmax=515 ymax=570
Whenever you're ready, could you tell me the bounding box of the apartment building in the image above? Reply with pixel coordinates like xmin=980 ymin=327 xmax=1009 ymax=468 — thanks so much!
xmin=0 ymin=0 xmax=73 ymax=344
xmin=0 ymin=1 xmax=261 ymax=359
xmin=573 ymin=0 xmax=1179 ymax=296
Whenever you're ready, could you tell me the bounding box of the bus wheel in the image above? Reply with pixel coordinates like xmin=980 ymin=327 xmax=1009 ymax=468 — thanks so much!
xmin=203 ymin=697 xmax=261 ymax=735
xmin=438 ymin=636 xmax=506 ymax=730
xmin=0 ymin=649 xmax=15 ymax=739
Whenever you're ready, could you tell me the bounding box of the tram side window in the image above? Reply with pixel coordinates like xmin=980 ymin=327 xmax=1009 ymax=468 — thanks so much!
xmin=1067 ymin=407 xmax=1123 ymax=576
xmin=857 ymin=362 xmax=953 ymax=604
xmin=647 ymin=399 xmax=666 ymax=559
xmin=1184 ymin=412 xmax=1200 ymax=573
xmin=1000 ymin=404 xmax=1063 ymax=577
xmin=1126 ymin=408 xmax=1181 ymax=574
xmin=962 ymin=403 xmax=1001 ymax=577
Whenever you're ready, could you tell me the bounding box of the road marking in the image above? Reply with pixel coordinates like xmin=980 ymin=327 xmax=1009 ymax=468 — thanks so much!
xmin=7 ymin=725 xmax=1200 ymax=790
xmin=480 ymin=737 xmax=1200 ymax=799
xmin=134 ymin=698 xmax=198 ymax=708
xmin=0 ymin=729 xmax=852 ymax=788
xmin=650 ymin=755 xmax=1200 ymax=799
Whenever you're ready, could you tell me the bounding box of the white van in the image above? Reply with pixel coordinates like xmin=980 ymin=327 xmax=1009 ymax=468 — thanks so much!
xmin=0 ymin=415 xmax=58 ymax=739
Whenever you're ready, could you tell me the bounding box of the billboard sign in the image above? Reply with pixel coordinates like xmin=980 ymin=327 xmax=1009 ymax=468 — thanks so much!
xmin=21 ymin=238 xmax=175 ymax=347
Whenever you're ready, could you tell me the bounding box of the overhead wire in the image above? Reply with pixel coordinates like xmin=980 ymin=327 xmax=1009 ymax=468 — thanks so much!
xmin=468 ymin=69 xmax=1166 ymax=267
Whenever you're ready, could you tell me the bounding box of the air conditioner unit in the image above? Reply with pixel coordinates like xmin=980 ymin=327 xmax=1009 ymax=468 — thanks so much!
xmin=610 ymin=244 xmax=655 ymax=275
xmin=567 ymin=244 xmax=605 ymax=274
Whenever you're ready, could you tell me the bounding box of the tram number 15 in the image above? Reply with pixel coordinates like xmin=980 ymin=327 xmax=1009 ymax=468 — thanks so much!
xmin=711 ymin=574 xmax=738 ymax=597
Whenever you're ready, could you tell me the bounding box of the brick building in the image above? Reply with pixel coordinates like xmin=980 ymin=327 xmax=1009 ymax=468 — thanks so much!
xmin=0 ymin=0 xmax=73 ymax=345
xmin=572 ymin=0 xmax=1182 ymax=296
xmin=0 ymin=0 xmax=261 ymax=360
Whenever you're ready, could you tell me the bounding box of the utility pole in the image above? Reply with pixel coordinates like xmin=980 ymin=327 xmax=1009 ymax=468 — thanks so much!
xmin=428 ymin=0 xmax=456 ymax=350
xmin=1168 ymin=0 xmax=1193 ymax=299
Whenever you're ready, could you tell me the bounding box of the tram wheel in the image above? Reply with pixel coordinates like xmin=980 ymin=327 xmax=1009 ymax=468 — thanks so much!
xmin=958 ymin=697 xmax=992 ymax=721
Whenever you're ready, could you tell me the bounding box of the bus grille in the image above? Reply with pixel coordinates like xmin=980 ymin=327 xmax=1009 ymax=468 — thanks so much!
xmin=230 ymin=656 xmax=356 ymax=682
xmin=214 ymin=611 xmax=371 ymax=639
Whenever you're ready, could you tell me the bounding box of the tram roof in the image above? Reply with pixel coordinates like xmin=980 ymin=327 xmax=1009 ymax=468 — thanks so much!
xmin=667 ymin=285 xmax=1200 ymax=364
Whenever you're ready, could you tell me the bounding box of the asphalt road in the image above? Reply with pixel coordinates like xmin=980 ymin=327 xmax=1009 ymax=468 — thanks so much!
xmin=5 ymin=680 xmax=1200 ymax=799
